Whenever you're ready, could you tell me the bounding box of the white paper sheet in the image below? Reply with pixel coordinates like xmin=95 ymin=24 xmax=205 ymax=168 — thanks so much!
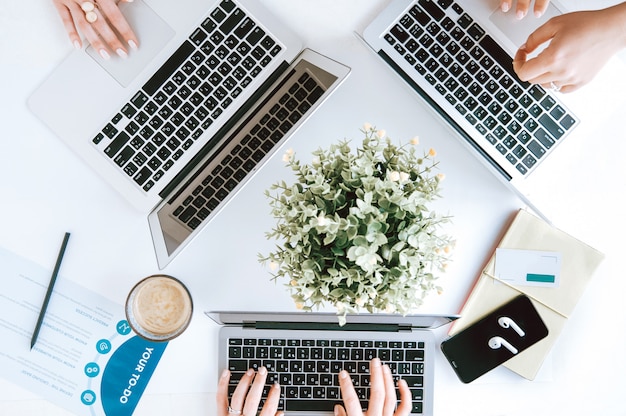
xmin=0 ymin=246 xmax=167 ymax=416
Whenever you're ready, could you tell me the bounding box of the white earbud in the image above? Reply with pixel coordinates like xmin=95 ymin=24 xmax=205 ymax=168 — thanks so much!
xmin=488 ymin=336 xmax=518 ymax=354
xmin=498 ymin=316 xmax=525 ymax=337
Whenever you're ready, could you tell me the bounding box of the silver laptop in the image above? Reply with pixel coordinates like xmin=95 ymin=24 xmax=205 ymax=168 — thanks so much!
xmin=207 ymin=311 xmax=459 ymax=416
xmin=27 ymin=0 xmax=349 ymax=268
xmin=362 ymin=0 xmax=580 ymax=214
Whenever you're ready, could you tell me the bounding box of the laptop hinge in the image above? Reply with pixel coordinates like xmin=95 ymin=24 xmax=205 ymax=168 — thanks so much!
xmin=243 ymin=321 xmax=412 ymax=332
xmin=159 ymin=60 xmax=293 ymax=201
xmin=377 ymin=50 xmax=512 ymax=181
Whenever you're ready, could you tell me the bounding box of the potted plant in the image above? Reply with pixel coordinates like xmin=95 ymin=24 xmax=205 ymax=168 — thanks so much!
xmin=260 ymin=124 xmax=453 ymax=324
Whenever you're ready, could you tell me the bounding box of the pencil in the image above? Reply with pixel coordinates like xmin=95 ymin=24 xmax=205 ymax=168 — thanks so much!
xmin=30 ymin=232 xmax=71 ymax=350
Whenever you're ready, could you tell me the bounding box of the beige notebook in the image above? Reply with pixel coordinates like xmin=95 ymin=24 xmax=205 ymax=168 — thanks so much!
xmin=449 ymin=209 xmax=604 ymax=380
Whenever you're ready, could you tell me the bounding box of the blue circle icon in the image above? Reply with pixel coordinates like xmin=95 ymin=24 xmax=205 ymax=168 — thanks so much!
xmin=84 ymin=362 xmax=100 ymax=378
xmin=117 ymin=320 xmax=132 ymax=336
xmin=96 ymin=339 xmax=112 ymax=354
xmin=81 ymin=390 xmax=97 ymax=405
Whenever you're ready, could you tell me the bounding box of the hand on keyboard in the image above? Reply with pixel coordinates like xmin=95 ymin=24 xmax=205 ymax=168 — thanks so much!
xmin=334 ymin=358 xmax=412 ymax=416
xmin=218 ymin=366 xmax=283 ymax=416
xmin=217 ymin=358 xmax=413 ymax=415
xmin=513 ymin=4 xmax=626 ymax=93
xmin=499 ymin=0 xmax=550 ymax=19
xmin=52 ymin=0 xmax=139 ymax=59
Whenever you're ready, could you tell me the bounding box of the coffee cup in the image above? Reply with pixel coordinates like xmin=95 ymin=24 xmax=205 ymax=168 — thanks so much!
xmin=125 ymin=275 xmax=193 ymax=342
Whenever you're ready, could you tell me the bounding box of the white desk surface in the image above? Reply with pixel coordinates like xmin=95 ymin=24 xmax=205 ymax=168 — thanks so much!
xmin=1 ymin=0 xmax=625 ymax=415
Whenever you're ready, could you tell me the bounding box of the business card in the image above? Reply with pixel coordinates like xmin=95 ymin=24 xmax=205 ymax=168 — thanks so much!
xmin=494 ymin=248 xmax=561 ymax=288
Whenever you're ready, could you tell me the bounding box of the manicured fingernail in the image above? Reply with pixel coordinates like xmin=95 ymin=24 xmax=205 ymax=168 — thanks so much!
xmin=246 ymin=368 xmax=254 ymax=376
xmin=116 ymin=48 xmax=128 ymax=58
xmin=128 ymin=40 xmax=138 ymax=50
xmin=334 ymin=405 xmax=341 ymax=416
xmin=535 ymin=10 xmax=543 ymax=18
xmin=99 ymin=49 xmax=111 ymax=60
xmin=259 ymin=366 xmax=267 ymax=375
xmin=516 ymin=10 xmax=526 ymax=19
xmin=339 ymin=370 xmax=348 ymax=379
xmin=221 ymin=369 xmax=229 ymax=378
xmin=382 ymin=364 xmax=391 ymax=374
xmin=501 ymin=3 xmax=509 ymax=12
xmin=371 ymin=357 xmax=381 ymax=367
xmin=73 ymin=40 xmax=81 ymax=49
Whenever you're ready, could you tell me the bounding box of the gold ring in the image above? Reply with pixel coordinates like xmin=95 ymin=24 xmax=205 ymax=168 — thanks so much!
xmin=81 ymin=2 xmax=98 ymax=23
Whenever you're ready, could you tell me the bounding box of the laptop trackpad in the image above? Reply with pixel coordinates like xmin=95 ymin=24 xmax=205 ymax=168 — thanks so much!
xmin=86 ymin=0 xmax=175 ymax=87
xmin=489 ymin=2 xmax=561 ymax=48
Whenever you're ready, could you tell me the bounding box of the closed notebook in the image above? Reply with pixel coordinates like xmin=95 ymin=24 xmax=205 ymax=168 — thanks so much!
xmin=449 ymin=209 xmax=604 ymax=380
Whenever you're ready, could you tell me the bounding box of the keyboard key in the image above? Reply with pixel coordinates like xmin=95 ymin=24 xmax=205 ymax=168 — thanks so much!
xmin=143 ymin=41 xmax=195 ymax=95
xmin=560 ymin=114 xmax=576 ymax=130
xmin=220 ymin=8 xmax=245 ymax=34
xmin=457 ymin=13 xmax=472 ymax=28
xmin=534 ymin=128 xmax=555 ymax=149
xmin=538 ymin=114 xmax=565 ymax=139
xmin=419 ymin=0 xmax=445 ymax=21
xmin=104 ymin=131 xmax=131 ymax=157
xmin=527 ymin=140 xmax=546 ymax=158
xmin=391 ymin=24 xmax=409 ymax=43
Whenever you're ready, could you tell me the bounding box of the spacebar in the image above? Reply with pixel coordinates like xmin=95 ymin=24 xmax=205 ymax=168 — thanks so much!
xmin=142 ymin=40 xmax=195 ymax=95
xmin=285 ymin=399 xmax=338 ymax=411
xmin=479 ymin=35 xmax=529 ymax=87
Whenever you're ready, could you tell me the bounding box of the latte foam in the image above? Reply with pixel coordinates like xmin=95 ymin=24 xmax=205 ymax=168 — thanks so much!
xmin=127 ymin=276 xmax=192 ymax=340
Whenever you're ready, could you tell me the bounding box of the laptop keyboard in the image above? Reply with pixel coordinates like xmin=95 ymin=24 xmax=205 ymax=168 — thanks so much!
xmin=227 ymin=336 xmax=427 ymax=414
xmin=172 ymin=71 xmax=325 ymax=229
xmin=382 ymin=0 xmax=578 ymax=176
xmin=91 ymin=0 xmax=282 ymax=193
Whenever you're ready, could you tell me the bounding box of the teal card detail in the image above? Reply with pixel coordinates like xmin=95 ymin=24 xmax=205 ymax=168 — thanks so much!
xmin=526 ymin=273 xmax=556 ymax=283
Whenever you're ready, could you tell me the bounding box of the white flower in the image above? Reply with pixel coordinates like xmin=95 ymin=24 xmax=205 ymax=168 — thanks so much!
xmin=363 ymin=122 xmax=372 ymax=131
xmin=410 ymin=136 xmax=420 ymax=145
xmin=316 ymin=214 xmax=328 ymax=226
xmin=388 ymin=171 xmax=400 ymax=181
xmin=399 ymin=172 xmax=410 ymax=182
xmin=376 ymin=129 xmax=386 ymax=138
xmin=437 ymin=173 xmax=446 ymax=181
xmin=269 ymin=261 xmax=279 ymax=271
xmin=282 ymin=148 xmax=294 ymax=162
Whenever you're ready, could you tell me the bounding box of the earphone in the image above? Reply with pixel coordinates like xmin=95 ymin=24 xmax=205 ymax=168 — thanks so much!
xmin=488 ymin=336 xmax=518 ymax=354
xmin=498 ymin=316 xmax=525 ymax=337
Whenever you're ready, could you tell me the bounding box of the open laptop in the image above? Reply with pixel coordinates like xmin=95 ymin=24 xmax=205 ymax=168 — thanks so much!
xmin=361 ymin=0 xmax=584 ymax=215
xmin=27 ymin=0 xmax=349 ymax=268
xmin=208 ymin=311 xmax=459 ymax=416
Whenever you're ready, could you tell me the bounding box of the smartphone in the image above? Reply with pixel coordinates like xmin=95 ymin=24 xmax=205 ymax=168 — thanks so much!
xmin=441 ymin=295 xmax=548 ymax=383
